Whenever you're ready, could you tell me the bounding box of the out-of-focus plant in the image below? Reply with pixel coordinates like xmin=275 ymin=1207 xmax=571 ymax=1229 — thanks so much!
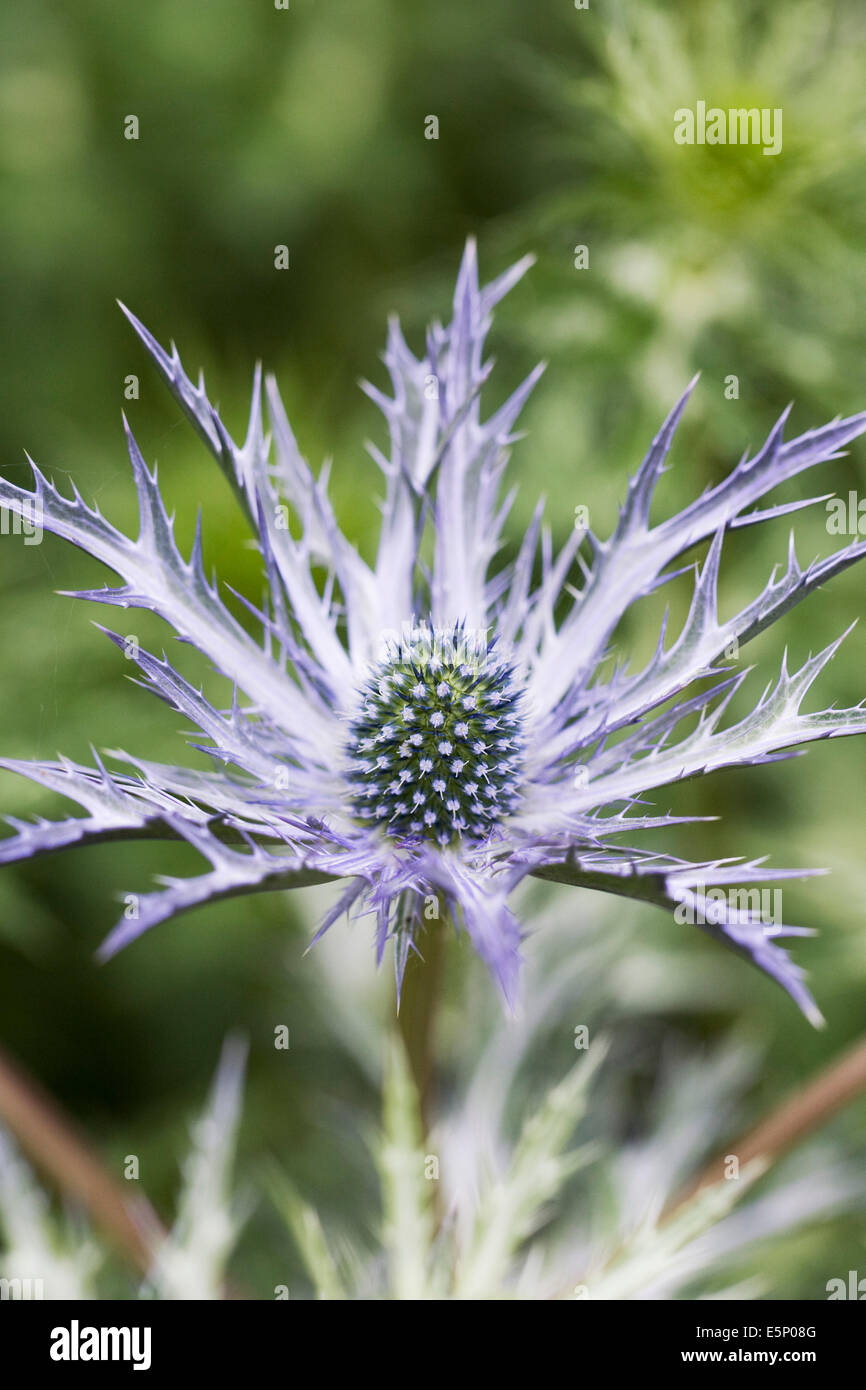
xmin=0 ymin=1037 xmax=247 ymax=1301
xmin=0 ymin=1127 xmax=101 ymax=1301
xmin=282 ymin=895 xmax=866 ymax=1300
xmin=2 ymin=893 xmax=864 ymax=1301
xmin=513 ymin=0 xmax=866 ymax=422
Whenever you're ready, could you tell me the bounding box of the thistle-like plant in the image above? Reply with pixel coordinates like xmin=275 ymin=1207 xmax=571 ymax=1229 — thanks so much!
xmin=1 ymin=242 xmax=865 ymax=1021
xmin=3 ymin=919 xmax=862 ymax=1300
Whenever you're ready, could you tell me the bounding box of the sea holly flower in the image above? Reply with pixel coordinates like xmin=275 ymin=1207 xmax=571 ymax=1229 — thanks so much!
xmin=1 ymin=243 xmax=866 ymax=1023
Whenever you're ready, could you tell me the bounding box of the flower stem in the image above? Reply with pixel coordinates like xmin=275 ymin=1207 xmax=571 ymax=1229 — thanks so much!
xmin=668 ymin=1030 xmax=866 ymax=1213
xmin=396 ymin=914 xmax=445 ymax=1137
xmin=0 ymin=1041 xmax=163 ymax=1272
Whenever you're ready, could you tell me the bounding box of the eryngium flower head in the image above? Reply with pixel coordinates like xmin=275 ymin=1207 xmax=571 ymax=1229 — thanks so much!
xmin=345 ymin=623 xmax=525 ymax=845
xmin=2 ymin=242 xmax=866 ymax=1022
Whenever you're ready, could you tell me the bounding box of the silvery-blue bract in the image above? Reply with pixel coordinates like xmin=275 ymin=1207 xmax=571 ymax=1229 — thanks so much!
xmin=3 ymin=243 xmax=866 ymax=1024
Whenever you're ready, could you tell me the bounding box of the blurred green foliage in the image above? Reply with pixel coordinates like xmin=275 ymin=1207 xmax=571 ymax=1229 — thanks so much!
xmin=0 ymin=0 xmax=865 ymax=1297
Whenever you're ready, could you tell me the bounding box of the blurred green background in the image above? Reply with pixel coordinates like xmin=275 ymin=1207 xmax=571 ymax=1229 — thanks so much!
xmin=1 ymin=0 xmax=866 ymax=1296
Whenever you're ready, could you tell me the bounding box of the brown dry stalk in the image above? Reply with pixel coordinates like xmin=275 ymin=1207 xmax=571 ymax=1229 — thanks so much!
xmin=669 ymin=1031 xmax=866 ymax=1215
xmin=0 ymin=1042 xmax=164 ymax=1273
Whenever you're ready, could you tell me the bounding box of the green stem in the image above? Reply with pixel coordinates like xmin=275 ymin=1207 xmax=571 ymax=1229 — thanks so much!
xmin=396 ymin=913 xmax=445 ymax=1137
